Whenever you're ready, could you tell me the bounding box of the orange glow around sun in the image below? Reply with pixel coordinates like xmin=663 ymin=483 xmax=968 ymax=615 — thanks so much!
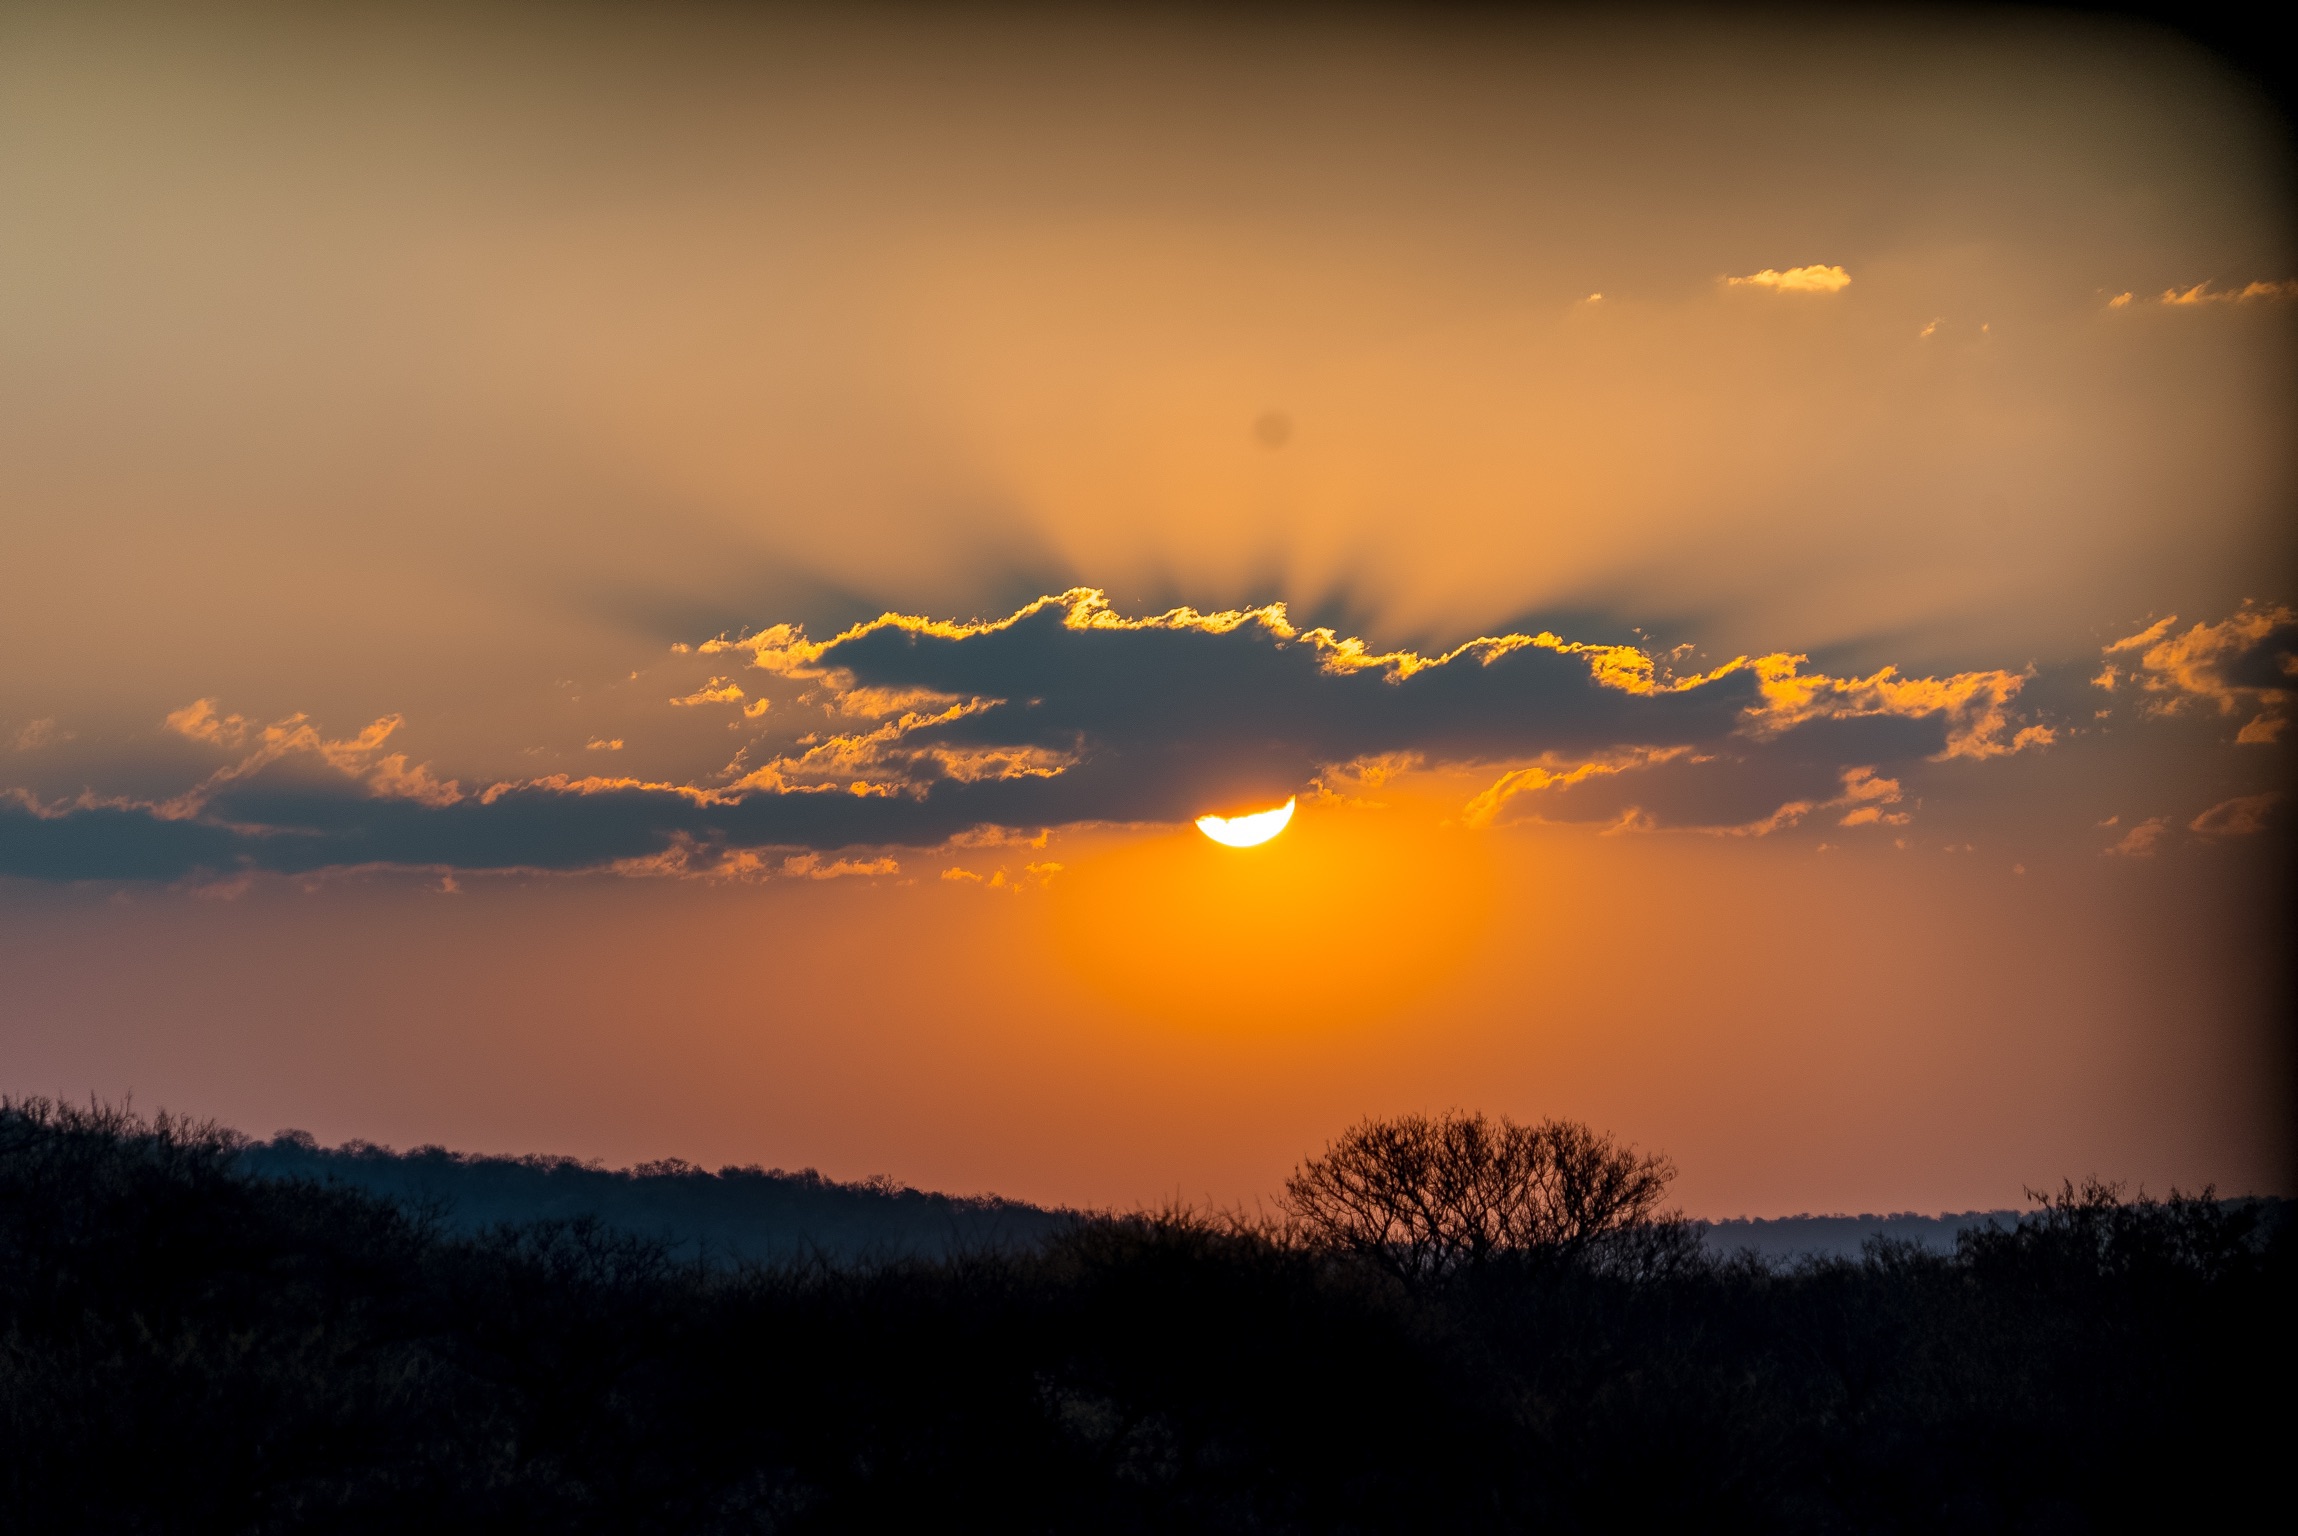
xmin=1046 ymin=792 xmax=1500 ymax=1033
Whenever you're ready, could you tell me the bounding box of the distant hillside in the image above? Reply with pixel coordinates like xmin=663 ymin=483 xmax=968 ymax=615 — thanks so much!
xmin=239 ymin=1133 xmax=1077 ymax=1264
xmin=1702 ymin=1202 xmax=2295 ymax=1262
xmin=1699 ymin=1211 xmax=2019 ymax=1261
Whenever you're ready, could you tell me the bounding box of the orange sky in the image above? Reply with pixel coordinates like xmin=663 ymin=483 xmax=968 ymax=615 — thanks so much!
xmin=1 ymin=3 xmax=2290 ymax=1213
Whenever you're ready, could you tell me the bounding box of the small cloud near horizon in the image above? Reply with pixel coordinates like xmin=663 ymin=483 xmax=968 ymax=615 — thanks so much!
xmin=1724 ymin=265 xmax=1851 ymax=293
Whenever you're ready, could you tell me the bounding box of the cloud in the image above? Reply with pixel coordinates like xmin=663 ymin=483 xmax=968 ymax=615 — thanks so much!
xmin=2105 ymin=817 xmax=2168 ymax=857
xmin=2155 ymin=280 xmax=2298 ymax=306
xmin=2095 ymin=601 xmax=2296 ymax=742
xmin=1466 ymin=746 xmax=1917 ymax=837
xmin=0 ymin=589 xmax=2071 ymax=882
xmin=2189 ymin=793 xmax=2280 ymax=838
xmin=1833 ymin=765 xmax=1910 ymax=827
xmin=11 ymin=719 xmax=71 ymax=752
xmin=364 ymin=753 xmax=462 ymax=808
xmin=669 ymin=677 xmax=746 ymax=707
xmin=154 ymin=706 xmax=462 ymax=813
xmin=165 ymin=698 xmax=249 ymax=748
xmin=940 ymin=860 xmax=1061 ymax=892
xmin=1746 ymin=656 xmax=2038 ymax=759
xmin=1724 ymin=265 xmax=1851 ymax=293
xmin=779 ymin=853 xmax=901 ymax=880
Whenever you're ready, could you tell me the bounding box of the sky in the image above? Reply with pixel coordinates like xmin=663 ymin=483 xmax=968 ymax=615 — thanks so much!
xmin=2 ymin=1 xmax=2292 ymax=1216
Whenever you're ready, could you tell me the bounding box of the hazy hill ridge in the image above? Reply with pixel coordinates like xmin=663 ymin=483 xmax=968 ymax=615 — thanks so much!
xmin=239 ymin=1132 xmax=1076 ymax=1265
xmin=1701 ymin=1211 xmax=2019 ymax=1260
xmin=242 ymin=1134 xmax=2029 ymax=1263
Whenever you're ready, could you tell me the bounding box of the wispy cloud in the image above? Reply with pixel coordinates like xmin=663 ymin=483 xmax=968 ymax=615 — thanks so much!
xmin=164 ymin=698 xmax=249 ymax=749
xmin=780 ymin=853 xmax=901 ymax=880
xmin=2104 ymin=817 xmax=2168 ymax=857
xmin=940 ymin=860 xmax=1061 ymax=892
xmin=2160 ymin=280 xmax=2298 ymax=306
xmin=668 ymin=677 xmax=747 ymax=707
xmin=2110 ymin=280 xmax=2298 ymax=308
xmin=158 ymin=705 xmax=460 ymax=812
xmin=2095 ymin=601 xmax=2295 ymax=743
xmin=2189 ymin=793 xmax=2279 ymax=838
xmin=1724 ymin=264 xmax=1851 ymax=294
xmin=10 ymin=719 xmax=70 ymax=752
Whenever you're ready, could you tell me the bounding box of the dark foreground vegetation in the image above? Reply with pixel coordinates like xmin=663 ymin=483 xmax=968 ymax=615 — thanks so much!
xmin=3 ymin=1100 xmax=2287 ymax=1534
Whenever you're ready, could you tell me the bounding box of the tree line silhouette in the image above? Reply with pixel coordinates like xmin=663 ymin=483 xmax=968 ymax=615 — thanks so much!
xmin=2 ymin=1098 xmax=2285 ymax=1532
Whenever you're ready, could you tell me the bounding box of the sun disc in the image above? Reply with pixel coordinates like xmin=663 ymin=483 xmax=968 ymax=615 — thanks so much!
xmin=1194 ymin=796 xmax=1296 ymax=848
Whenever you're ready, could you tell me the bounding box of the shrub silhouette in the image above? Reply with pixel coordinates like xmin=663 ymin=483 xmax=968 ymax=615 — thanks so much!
xmin=1281 ymin=1111 xmax=1675 ymax=1284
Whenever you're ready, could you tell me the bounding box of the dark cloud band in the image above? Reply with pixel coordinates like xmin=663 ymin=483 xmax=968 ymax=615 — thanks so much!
xmin=0 ymin=590 xmax=2104 ymax=882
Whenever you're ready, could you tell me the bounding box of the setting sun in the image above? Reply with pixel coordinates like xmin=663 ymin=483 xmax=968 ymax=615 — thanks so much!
xmin=1194 ymin=797 xmax=1297 ymax=848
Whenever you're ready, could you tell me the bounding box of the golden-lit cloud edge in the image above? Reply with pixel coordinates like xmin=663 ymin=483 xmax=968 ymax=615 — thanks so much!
xmin=2093 ymin=601 xmax=2294 ymax=744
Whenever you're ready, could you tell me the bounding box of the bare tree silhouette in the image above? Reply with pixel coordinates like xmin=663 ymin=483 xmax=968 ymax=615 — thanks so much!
xmin=1281 ymin=1111 xmax=1675 ymax=1285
